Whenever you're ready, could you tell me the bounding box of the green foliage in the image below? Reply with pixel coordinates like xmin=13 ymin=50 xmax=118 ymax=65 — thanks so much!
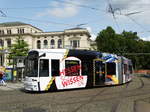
xmin=7 ymin=36 xmax=29 ymax=65
xmin=96 ymin=26 xmax=150 ymax=69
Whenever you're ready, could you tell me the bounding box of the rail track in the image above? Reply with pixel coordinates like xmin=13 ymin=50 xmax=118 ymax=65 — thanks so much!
xmin=0 ymin=75 xmax=150 ymax=112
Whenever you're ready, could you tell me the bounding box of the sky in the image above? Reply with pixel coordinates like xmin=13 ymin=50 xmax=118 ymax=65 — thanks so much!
xmin=0 ymin=0 xmax=150 ymax=41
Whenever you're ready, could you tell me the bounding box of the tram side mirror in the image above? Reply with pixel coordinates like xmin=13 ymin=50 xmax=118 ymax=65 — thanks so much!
xmin=38 ymin=53 xmax=46 ymax=58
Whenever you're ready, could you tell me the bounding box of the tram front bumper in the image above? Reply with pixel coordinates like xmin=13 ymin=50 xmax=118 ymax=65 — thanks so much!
xmin=24 ymin=82 xmax=39 ymax=91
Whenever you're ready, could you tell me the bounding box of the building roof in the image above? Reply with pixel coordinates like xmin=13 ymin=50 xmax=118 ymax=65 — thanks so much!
xmin=0 ymin=22 xmax=43 ymax=31
xmin=64 ymin=27 xmax=91 ymax=37
xmin=0 ymin=22 xmax=28 ymax=27
xmin=65 ymin=27 xmax=86 ymax=30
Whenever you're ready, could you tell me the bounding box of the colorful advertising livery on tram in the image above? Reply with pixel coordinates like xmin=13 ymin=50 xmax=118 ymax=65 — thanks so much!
xmin=24 ymin=49 xmax=133 ymax=91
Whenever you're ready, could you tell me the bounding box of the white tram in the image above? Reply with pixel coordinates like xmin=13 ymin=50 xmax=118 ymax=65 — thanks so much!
xmin=24 ymin=49 xmax=133 ymax=91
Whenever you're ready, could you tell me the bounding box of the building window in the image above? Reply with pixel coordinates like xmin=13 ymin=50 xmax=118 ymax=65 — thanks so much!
xmin=0 ymin=39 xmax=4 ymax=47
xmin=7 ymin=29 xmax=11 ymax=35
xmin=0 ymin=30 xmax=4 ymax=35
xmin=37 ymin=40 xmax=41 ymax=49
xmin=70 ymin=40 xmax=80 ymax=48
xmin=58 ymin=39 xmax=62 ymax=48
xmin=50 ymin=39 xmax=55 ymax=49
xmin=80 ymin=34 xmax=83 ymax=36
xmin=43 ymin=40 xmax=48 ymax=48
xmin=18 ymin=28 xmax=24 ymax=34
xmin=7 ymin=39 xmax=11 ymax=47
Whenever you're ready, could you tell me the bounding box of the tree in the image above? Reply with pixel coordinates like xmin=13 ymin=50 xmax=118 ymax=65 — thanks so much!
xmin=7 ymin=36 xmax=29 ymax=65
xmin=96 ymin=26 xmax=150 ymax=69
xmin=122 ymin=31 xmax=139 ymax=40
xmin=96 ymin=26 xmax=125 ymax=54
xmin=96 ymin=26 xmax=117 ymax=53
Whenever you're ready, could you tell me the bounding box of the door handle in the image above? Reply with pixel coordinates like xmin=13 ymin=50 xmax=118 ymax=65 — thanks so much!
xmin=32 ymin=79 xmax=37 ymax=81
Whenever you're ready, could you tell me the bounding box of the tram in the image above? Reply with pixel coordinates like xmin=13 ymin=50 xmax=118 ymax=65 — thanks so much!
xmin=24 ymin=49 xmax=133 ymax=91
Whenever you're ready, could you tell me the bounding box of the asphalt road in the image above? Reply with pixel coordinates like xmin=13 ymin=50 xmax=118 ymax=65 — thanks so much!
xmin=0 ymin=74 xmax=150 ymax=112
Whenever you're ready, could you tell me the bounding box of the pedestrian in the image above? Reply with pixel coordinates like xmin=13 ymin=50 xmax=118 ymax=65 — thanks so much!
xmin=0 ymin=71 xmax=6 ymax=86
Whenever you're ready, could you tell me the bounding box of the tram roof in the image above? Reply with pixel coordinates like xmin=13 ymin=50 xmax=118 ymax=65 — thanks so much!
xmin=68 ymin=49 xmax=102 ymax=59
xmin=29 ymin=49 xmax=67 ymax=53
xmin=29 ymin=49 xmax=102 ymax=59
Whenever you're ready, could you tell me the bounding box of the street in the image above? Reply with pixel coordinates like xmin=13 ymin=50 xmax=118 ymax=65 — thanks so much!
xmin=0 ymin=74 xmax=150 ymax=112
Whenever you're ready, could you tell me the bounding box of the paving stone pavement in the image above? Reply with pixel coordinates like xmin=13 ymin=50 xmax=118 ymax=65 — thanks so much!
xmin=0 ymin=75 xmax=150 ymax=112
xmin=0 ymin=82 xmax=23 ymax=91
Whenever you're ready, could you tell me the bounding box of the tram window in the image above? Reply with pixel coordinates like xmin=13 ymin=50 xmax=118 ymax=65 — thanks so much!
xmin=82 ymin=64 xmax=88 ymax=75
xmin=129 ymin=65 xmax=133 ymax=74
xmin=51 ymin=60 xmax=60 ymax=76
xmin=95 ymin=61 xmax=100 ymax=71
xmin=81 ymin=61 xmax=93 ymax=76
xmin=39 ymin=59 xmax=49 ymax=77
xmin=107 ymin=63 xmax=116 ymax=75
xmin=82 ymin=62 xmax=89 ymax=75
xmin=65 ymin=60 xmax=80 ymax=76
xmin=124 ymin=64 xmax=128 ymax=74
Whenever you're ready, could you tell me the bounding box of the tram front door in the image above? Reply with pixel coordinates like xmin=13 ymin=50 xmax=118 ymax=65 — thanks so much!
xmin=94 ymin=60 xmax=105 ymax=86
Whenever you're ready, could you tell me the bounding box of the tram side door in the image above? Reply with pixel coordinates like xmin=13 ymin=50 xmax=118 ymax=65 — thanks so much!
xmin=94 ymin=60 xmax=105 ymax=86
xmin=39 ymin=59 xmax=51 ymax=91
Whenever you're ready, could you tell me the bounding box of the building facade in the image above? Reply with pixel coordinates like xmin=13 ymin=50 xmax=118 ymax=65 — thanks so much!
xmin=0 ymin=22 xmax=94 ymax=67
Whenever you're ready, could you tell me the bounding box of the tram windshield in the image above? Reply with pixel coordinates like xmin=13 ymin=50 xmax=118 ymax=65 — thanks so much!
xmin=25 ymin=51 xmax=39 ymax=77
xmin=25 ymin=59 xmax=38 ymax=77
